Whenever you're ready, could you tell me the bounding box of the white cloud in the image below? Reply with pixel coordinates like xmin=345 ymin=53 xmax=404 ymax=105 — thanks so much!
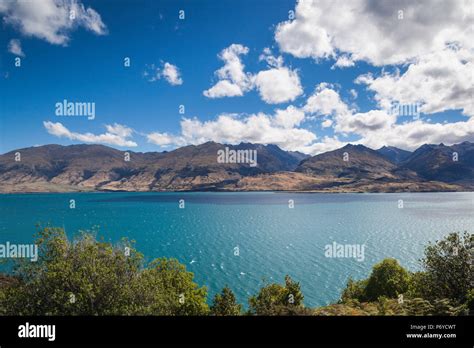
xmin=275 ymin=0 xmax=473 ymax=66
xmin=162 ymin=62 xmax=183 ymax=86
xmin=147 ymin=132 xmax=186 ymax=147
xmin=7 ymin=39 xmax=24 ymax=57
xmin=259 ymin=48 xmax=284 ymax=68
xmin=147 ymin=111 xmax=316 ymax=151
xmin=275 ymin=2 xmax=334 ymax=60
xmin=304 ymin=83 xmax=351 ymax=116
xmin=253 ymin=67 xmax=303 ymax=104
xmin=204 ymin=44 xmax=303 ymax=104
xmin=203 ymin=44 xmax=252 ymax=98
xmin=301 ymin=82 xmax=473 ymax=152
xmin=274 ymin=105 xmax=305 ymax=129
xmin=321 ymin=119 xmax=333 ymax=128
xmin=336 ymin=109 xmax=396 ymax=135
xmin=0 ymin=0 xmax=107 ymax=45
xmin=43 ymin=121 xmax=137 ymax=147
xmin=356 ymin=47 xmax=474 ymax=117
xmin=274 ymin=1 xmax=473 ymax=119
xmin=331 ymin=55 xmax=354 ymax=69
xmin=303 ymin=84 xmax=395 ymax=136
xmin=358 ymin=118 xmax=474 ymax=151
xmin=203 ymin=80 xmax=244 ymax=98
xmin=349 ymin=89 xmax=358 ymax=99
xmin=145 ymin=85 xmax=474 ymax=154
xmin=144 ymin=62 xmax=183 ymax=86
xmin=296 ymin=136 xmax=345 ymax=155
xmin=105 ymin=123 xmax=133 ymax=138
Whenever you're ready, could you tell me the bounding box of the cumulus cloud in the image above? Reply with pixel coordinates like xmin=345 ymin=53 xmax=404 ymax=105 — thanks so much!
xmin=253 ymin=67 xmax=303 ymax=104
xmin=0 ymin=0 xmax=107 ymax=45
xmin=304 ymin=83 xmax=351 ymax=116
xmin=147 ymin=132 xmax=186 ymax=147
xmin=204 ymin=44 xmax=303 ymax=104
xmin=296 ymin=136 xmax=345 ymax=155
xmin=43 ymin=121 xmax=137 ymax=147
xmin=146 ymin=79 xmax=474 ymax=155
xmin=300 ymin=83 xmax=473 ymax=151
xmin=147 ymin=111 xmax=316 ymax=151
xmin=203 ymin=79 xmax=244 ymax=98
xmin=161 ymin=62 xmax=183 ymax=85
xmin=7 ymin=39 xmax=24 ymax=56
xmin=275 ymin=0 xmax=473 ymax=119
xmin=336 ymin=110 xmax=396 ymax=135
xmin=358 ymin=118 xmax=474 ymax=151
xmin=275 ymin=0 xmax=473 ymax=66
xmin=203 ymin=44 xmax=252 ymax=98
xmin=259 ymin=47 xmax=284 ymax=68
xmin=356 ymin=47 xmax=474 ymax=117
xmin=331 ymin=55 xmax=354 ymax=69
xmin=321 ymin=119 xmax=333 ymax=128
xmin=274 ymin=105 xmax=306 ymax=129
xmin=303 ymin=84 xmax=395 ymax=136
xmin=144 ymin=62 xmax=183 ymax=86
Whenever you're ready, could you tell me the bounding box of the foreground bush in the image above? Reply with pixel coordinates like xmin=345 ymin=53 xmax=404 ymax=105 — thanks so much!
xmin=0 ymin=227 xmax=208 ymax=315
xmin=0 ymin=228 xmax=471 ymax=316
xmin=248 ymin=275 xmax=306 ymax=315
xmin=340 ymin=232 xmax=473 ymax=315
xmin=210 ymin=286 xmax=242 ymax=316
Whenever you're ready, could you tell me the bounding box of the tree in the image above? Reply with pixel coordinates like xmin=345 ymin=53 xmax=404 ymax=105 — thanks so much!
xmin=248 ymin=275 xmax=304 ymax=315
xmin=0 ymin=227 xmax=208 ymax=315
xmin=129 ymin=258 xmax=209 ymax=315
xmin=420 ymin=231 xmax=473 ymax=304
xmin=210 ymin=286 xmax=242 ymax=316
xmin=364 ymin=258 xmax=410 ymax=301
xmin=465 ymin=289 xmax=474 ymax=314
xmin=340 ymin=277 xmax=367 ymax=303
xmin=339 ymin=232 xmax=473 ymax=316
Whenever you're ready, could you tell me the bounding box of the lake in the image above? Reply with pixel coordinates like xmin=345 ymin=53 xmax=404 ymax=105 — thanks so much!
xmin=0 ymin=192 xmax=473 ymax=307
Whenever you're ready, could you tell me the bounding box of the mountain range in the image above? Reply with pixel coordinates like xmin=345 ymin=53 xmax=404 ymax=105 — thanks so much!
xmin=0 ymin=141 xmax=472 ymax=193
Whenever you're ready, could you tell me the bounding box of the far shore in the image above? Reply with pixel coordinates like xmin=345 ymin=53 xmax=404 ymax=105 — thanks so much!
xmin=1 ymin=189 xmax=472 ymax=195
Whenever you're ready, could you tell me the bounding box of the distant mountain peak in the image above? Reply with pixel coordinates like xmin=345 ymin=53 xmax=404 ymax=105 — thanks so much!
xmin=376 ymin=145 xmax=412 ymax=164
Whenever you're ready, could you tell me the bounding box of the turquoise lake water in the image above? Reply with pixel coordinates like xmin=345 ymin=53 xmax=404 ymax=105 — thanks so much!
xmin=0 ymin=192 xmax=473 ymax=307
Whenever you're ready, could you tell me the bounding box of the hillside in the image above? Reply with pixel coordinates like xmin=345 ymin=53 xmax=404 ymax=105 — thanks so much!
xmin=0 ymin=141 xmax=471 ymax=193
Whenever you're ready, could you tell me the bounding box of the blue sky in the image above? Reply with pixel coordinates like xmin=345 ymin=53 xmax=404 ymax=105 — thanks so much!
xmin=0 ymin=0 xmax=472 ymax=154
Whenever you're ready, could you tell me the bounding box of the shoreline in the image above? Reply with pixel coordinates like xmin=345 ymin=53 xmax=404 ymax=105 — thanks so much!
xmin=1 ymin=189 xmax=473 ymax=195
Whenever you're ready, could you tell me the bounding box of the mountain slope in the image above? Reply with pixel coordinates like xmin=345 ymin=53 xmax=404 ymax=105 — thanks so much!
xmin=0 ymin=142 xmax=306 ymax=192
xmin=296 ymin=144 xmax=416 ymax=182
xmin=401 ymin=142 xmax=474 ymax=183
xmin=377 ymin=146 xmax=412 ymax=163
xmin=0 ymin=141 xmax=471 ymax=192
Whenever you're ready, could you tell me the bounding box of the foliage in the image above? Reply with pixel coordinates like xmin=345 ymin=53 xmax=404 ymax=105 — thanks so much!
xmin=248 ymin=275 xmax=304 ymax=315
xmin=0 ymin=228 xmax=471 ymax=317
xmin=339 ymin=232 xmax=472 ymax=316
xmin=364 ymin=258 xmax=411 ymax=301
xmin=340 ymin=278 xmax=367 ymax=303
xmin=419 ymin=231 xmax=473 ymax=304
xmin=210 ymin=286 xmax=242 ymax=316
xmin=0 ymin=227 xmax=208 ymax=315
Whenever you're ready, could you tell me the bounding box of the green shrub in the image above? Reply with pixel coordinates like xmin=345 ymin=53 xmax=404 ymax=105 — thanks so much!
xmin=210 ymin=286 xmax=242 ymax=316
xmin=248 ymin=275 xmax=304 ymax=315
xmin=0 ymin=227 xmax=208 ymax=315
